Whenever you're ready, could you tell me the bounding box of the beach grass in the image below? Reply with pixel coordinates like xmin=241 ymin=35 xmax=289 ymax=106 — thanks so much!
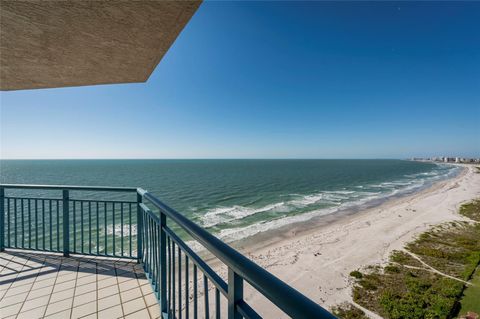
xmin=459 ymin=199 xmax=480 ymax=221
xmin=333 ymin=199 xmax=480 ymax=319
xmin=458 ymin=266 xmax=480 ymax=315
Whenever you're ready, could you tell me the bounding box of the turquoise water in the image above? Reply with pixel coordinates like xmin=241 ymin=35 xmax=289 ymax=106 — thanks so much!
xmin=0 ymin=159 xmax=460 ymax=243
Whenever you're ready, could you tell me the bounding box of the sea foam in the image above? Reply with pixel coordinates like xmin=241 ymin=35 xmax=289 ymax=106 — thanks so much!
xmin=194 ymin=164 xmax=460 ymax=243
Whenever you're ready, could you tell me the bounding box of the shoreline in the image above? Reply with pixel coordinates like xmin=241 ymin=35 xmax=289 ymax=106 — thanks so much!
xmin=226 ymin=164 xmax=480 ymax=316
xmin=230 ymin=163 xmax=465 ymax=254
xmin=208 ymin=161 xmax=462 ymax=249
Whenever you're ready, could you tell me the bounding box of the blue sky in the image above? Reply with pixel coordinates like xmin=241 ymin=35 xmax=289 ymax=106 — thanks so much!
xmin=1 ymin=1 xmax=479 ymax=159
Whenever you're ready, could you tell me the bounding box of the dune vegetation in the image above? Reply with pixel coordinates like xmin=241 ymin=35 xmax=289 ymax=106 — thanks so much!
xmin=333 ymin=199 xmax=480 ymax=319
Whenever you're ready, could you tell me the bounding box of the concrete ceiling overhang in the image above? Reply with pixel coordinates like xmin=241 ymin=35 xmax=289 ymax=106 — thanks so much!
xmin=0 ymin=0 xmax=201 ymax=91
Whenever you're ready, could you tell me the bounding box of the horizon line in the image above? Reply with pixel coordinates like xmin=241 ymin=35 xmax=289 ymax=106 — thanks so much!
xmin=1 ymin=157 xmax=413 ymax=161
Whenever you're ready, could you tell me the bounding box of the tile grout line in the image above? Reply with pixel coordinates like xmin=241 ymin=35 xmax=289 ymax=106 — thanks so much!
xmin=115 ymin=261 xmax=126 ymax=318
xmin=1 ymin=254 xmax=155 ymax=318
xmin=12 ymin=256 xmax=35 ymax=319
xmin=15 ymin=255 xmax=48 ymax=317
xmin=135 ymin=262 xmax=153 ymax=319
xmin=41 ymin=256 xmax=65 ymax=318
xmin=69 ymin=259 xmax=81 ymax=319
xmin=0 ymin=255 xmax=31 ymax=303
xmin=0 ymin=253 xmax=16 ymax=273
xmin=36 ymin=276 xmax=140 ymax=309
xmin=2 ymin=255 xmax=33 ymax=313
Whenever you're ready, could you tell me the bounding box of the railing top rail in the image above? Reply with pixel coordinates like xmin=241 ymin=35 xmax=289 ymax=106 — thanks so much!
xmin=142 ymin=191 xmax=335 ymax=319
xmin=0 ymin=184 xmax=137 ymax=192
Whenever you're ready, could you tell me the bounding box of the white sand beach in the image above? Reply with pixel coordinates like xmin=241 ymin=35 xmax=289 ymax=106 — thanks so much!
xmin=236 ymin=165 xmax=480 ymax=317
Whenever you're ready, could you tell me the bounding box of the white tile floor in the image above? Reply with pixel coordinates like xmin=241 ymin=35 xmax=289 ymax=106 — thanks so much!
xmin=0 ymin=250 xmax=160 ymax=319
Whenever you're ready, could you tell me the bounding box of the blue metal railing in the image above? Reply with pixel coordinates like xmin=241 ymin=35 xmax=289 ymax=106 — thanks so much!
xmin=0 ymin=184 xmax=138 ymax=258
xmin=0 ymin=184 xmax=335 ymax=319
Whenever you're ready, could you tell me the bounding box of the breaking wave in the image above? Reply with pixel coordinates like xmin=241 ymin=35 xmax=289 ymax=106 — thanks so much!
xmin=194 ymin=163 xmax=460 ymax=243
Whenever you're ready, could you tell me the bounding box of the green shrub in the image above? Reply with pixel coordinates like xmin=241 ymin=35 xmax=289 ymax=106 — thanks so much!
xmin=385 ymin=265 xmax=400 ymax=273
xmin=390 ymin=251 xmax=408 ymax=263
xmin=459 ymin=200 xmax=480 ymax=221
xmin=350 ymin=270 xmax=363 ymax=279
xmin=359 ymin=279 xmax=378 ymax=291
xmin=380 ymin=291 xmax=426 ymax=319
xmin=331 ymin=303 xmax=368 ymax=319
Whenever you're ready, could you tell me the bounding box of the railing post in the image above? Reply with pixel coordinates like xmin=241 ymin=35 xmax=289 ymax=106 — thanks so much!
xmin=62 ymin=190 xmax=69 ymax=257
xmin=228 ymin=268 xmax=243 ymax=319
xmin=0 ymin=187 xmax=5 ymax=252
xmin=137 ymin=191 xmax=143 ymax=263
xmin=160 ymin=212 xmax=167 ymax=316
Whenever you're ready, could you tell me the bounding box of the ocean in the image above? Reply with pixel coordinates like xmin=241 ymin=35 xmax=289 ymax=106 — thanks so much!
xmin=0 ymin=159 xmax=460 ymax=244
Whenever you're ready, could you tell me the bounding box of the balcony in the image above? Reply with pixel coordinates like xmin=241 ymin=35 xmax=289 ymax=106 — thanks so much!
xmin=0 ymin=184 xmax=334 ymax=318
xmin=0 ymin=250 xmax=158 ymax=318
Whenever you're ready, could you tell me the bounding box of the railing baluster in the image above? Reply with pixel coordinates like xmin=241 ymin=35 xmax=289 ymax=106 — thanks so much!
xmin=150 ymin=216 xmax=153 ymax=271
xmin=168 ymin=236 xmax=172 ymax=315
xmin=228 ymin=269 xmax=243 ymax=319
xmin=152 ymin=217 xmax=156 ymax=285
xmin=194 ymin=264 xmax=198 ymax=319
xmin=0 ymin=188 xmax=4 ymax=251
xmin=204 ymin=274 xmax=209 ymax=319
xmin=151 ymin=217 xmax=154 ymax=276
xmin=147 ymin=216 xmax=152 ymax=276
xmin=62 ymin=190 xmax=69 ymax=257
xmin=150 ymin=216 xmax=154 ymax=275
xmin=146 ymin=215 xmax=150 ymax=272
xmin=216 ymin=288 xmax=220 ymax=319
xmin=143 ymin=213 xmax=147 ymax=266
xmin=151 ymin=216 xmax=155 ymax=286
xmin=155 ymin=220 xmax=158 ymax=293
xmin=142 ymin=209 xmax=146 ymax=263
xmin=151 ymin=216 xmax=154 ymax=277
xmin=112 ymin=202 xmax=115 ymax=256
xmin=35 ymin=199 xmax=38 ymax=250
xmin=81 ymin=201 xmax=84 ymax=254
xmin=56 ymin=200 xmax=60 ymax=251
xmin=49 ymin=199 xmax=53 ymax=250
xmin=129 ymin=203 xmax=132 ymax=257
xmin=7 ymin=197 xmax=10 ymax=248
xmin=141 ymin=209 xmax=144 ymax=262
xmin=14 ymin=198 xmax=17 ymax=247
xmin=73 ymin=200 xmax=76 ymax=252
xmin=104 ymin=202 xmax=107 ymax=255
xmin=41 ymin=199 xmax=45 ymax=249
xmin=96 ymin=202 xmax=99 ymax=255
xmin=185 ymin=255 xmax=189 ymax=319
xmin=145 ymin=216 xmax=149 ymax=272
xmin=159 ymin=213 xmax=168 ymax=314
xmin=173 ymin=241 xmax=176 ymax=318
xmin=178 ymin=247 xmax=182 ymax=319
xmin=156 ymin=222 xmax=161 ymax=299
xmin=136 ymin=192 xmax=143 ymax=262
xmin=28 ymin=199 xmax=31 ymax=249
xmin=89 ymin=201 xmax=92 ymax=254
xmin=21 ymin=198 xmax=24 ymax=248
xmin=121 ymin=202 xmax=124 ymax=256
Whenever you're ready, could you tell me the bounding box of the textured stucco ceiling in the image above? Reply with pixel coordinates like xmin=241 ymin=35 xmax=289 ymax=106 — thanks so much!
xmin=0 ymin=1 xmax=201 ymax=90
